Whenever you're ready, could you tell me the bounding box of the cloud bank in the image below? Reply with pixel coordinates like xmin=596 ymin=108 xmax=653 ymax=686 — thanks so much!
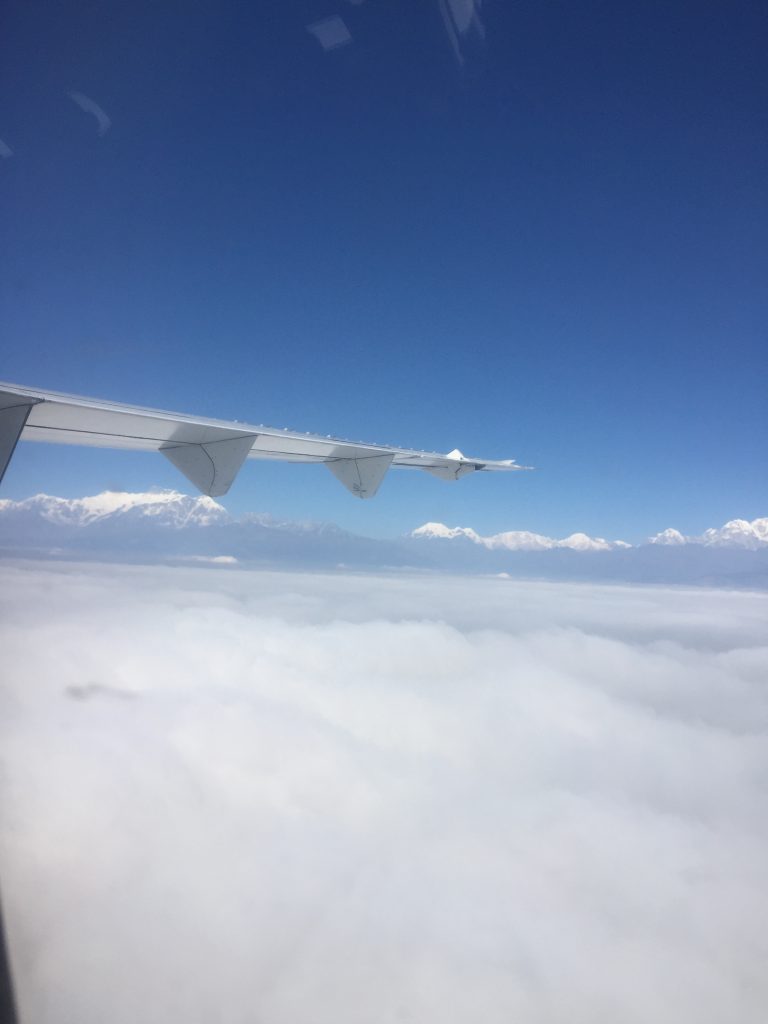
xmin=1 ymin=563 xmax=768 ymax=1023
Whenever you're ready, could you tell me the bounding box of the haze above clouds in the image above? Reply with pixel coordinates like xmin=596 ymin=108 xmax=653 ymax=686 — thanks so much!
xmin=2 ymin=561 xmax=768 ymax=1023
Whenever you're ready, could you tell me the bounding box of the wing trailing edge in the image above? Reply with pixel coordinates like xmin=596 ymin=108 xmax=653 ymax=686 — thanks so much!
xmin=0 ymin=382 xmax=530 ymax=498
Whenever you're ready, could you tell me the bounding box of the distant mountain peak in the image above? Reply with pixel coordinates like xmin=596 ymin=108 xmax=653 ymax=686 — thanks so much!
xmin=649 ymin=528 xmax=687 ymax=546
xmin=411 ymin=522 xmax=630 ymax=552
xmin=648 ymin=517 xmax=768 ymax=550
xmin=411 ymin=522 xmax=481 ymax=542
xmin=0 ymin=490 xmax=230 ymax=528
xmin=700 ymin=518 xmax=768 ymax=550
xmin=0 ymin=489 xmax=413 ymax=571
xmin=414 ymin=516 xmax=768 ymax=552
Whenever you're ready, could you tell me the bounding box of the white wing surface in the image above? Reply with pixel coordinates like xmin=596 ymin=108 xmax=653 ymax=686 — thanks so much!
xmin=0 ymin=382 xmax=529 ymax=499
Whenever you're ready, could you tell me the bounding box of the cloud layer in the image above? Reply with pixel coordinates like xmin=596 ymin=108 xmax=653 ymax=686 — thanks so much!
xmin=1 ymin=563 xmax=768 ymax=1023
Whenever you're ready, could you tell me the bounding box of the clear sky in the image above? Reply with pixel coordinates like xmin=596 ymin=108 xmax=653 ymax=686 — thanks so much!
xmin=1 ymin=0 xmax=766 ymax=541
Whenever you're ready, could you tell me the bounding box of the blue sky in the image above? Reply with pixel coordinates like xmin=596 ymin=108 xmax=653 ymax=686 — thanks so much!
xmin=1 ymin=0 xmax=766 ymax=541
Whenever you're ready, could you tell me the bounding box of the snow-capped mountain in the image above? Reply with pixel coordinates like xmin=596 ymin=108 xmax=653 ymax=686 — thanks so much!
xmin=411 ymin=522 xmax=631 ymax=552
xmin=648 ymin=528 xmax=687 ymax=546
xmin=0 ymin=490 xmax=230 ymax=528
xmin=0 ymin=490 xmax=412 ymax=570
xmin=701 ymin=518 xmax=768 ymax=550
xmin=407 ymin=517 xmax=768 ymax=588
xmin=415 ymin=517 xmax=768 ymax=552
xmin=1 ymin=492 xmax=766 ymax=587
xmin=648 ymin=518 xmax=768 ymax=550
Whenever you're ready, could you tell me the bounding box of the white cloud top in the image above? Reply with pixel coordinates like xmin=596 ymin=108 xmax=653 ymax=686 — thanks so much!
xmin=1 ymin=563 xmax=768 ymax=1023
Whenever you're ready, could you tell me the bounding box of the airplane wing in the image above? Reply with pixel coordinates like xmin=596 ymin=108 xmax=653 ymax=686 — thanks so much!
xmin=0 ymin=382 xmax=530 ymax=499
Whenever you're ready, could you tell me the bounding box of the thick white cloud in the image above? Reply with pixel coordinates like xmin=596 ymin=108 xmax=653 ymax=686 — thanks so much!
xmin=1 ymin=562 xmax=768 ymax=1023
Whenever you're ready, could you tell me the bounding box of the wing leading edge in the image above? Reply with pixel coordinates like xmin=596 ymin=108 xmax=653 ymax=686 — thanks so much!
xmin=0 ymin=382 xmax=530 ymax=499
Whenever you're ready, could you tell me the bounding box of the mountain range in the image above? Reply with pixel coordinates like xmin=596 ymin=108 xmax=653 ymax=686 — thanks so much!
xmin=412 ymin=517 xmax=768 ymax=552
xmin=1 ymin=491 xmax=767 ymax=588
